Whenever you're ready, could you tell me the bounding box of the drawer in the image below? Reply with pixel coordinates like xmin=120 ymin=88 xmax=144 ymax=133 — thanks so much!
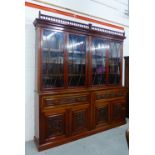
xmin=41 ymin=93 xmax=89 ymax=108
xmin=96 ymin=89 xmax=126 ymax=100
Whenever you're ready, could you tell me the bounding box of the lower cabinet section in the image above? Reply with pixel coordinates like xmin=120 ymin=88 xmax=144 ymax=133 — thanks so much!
xmin=35 ymin=87 xmax=127 ymax=151
xmin=95 ymin=100 xmax=126 ymax=129
xmin=40 ymin=104 xmax=90 ymax=144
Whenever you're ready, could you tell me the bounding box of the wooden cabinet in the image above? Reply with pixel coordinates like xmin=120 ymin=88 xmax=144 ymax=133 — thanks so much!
xmin=34 ymin=12 xmax=127 ymax=151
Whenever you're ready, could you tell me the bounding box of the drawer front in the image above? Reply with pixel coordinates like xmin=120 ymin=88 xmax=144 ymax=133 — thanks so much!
xmin=96 ymin=89 xmax=126 ymax=100
xmin=41 ymin=93 xmax=89 ymax=108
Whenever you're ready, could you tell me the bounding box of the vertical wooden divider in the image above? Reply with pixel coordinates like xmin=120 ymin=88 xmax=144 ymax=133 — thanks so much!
xmin=64 ymin=32 xmax=68 ymax=88
xmin=85 ymin=36 xmax=89 ymax=86
xmin=88 ymin=36 xmax=92 ymax=86
xmin=120 ymin=42 xmax=123 ymax=86
xmin=106 ymin=48 xmax=109 ymax=84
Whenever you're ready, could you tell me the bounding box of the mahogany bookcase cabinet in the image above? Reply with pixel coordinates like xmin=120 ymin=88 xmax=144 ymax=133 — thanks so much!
xmin=34 ymin=12 xmax=127 ymax=151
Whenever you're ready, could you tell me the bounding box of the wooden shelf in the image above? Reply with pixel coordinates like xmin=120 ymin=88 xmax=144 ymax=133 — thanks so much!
xmin=69 ymin=74 xmax=85 ymax=76
xmin=109 ymin=73 xmax=120 ymax=75
xmin=42 ymin=48 xmax=63 ymax=52
xmin=43 ymin=61 xmax=64 ymax=64
xmin=43 ymin=74 xmax=86 ymax=77
xmin=68 ymin=51 xmax=86 ymax=54
xmin=92 ymin=73 xmax=106 ymax=75
xmin=43 ymin=74 xmax=63 ymax=77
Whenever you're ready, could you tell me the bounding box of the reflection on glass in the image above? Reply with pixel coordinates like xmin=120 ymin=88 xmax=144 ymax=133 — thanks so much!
xmin=68 ymin=34 xmax=86 ymax=87
xmin=92 ymin=39 xmax=108 ymax=85
xmin=42 ymin=29 xmax=64 ymax=88
xmin=108 ymin=41 xmax=121 ymax=84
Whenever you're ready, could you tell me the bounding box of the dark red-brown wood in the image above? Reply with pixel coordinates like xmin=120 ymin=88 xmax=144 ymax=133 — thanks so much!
xmin=34 ymin=12 xmax=127 ymax=151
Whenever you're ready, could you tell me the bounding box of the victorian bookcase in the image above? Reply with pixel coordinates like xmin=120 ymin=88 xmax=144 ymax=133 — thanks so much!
xmin=34 ymin=12 xmax=127 ymax=151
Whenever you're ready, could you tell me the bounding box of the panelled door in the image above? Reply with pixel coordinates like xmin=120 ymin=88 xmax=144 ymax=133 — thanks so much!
xmin=111 ymin=100 xmax=126 ymax=122
xmin=95 ymin=101 xmax=110 ymax=128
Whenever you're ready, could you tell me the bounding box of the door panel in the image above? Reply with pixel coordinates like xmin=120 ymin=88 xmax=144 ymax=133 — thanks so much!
xmin=46 ymin=114 xmax=65 ymax=138
xmin=111 ymin=100 xmax=126 ymax=122
xmin=95 ymin=102 xmax=110 ymax=128
xmin=40 ymin=109 xmax=69 ymax=142
xmin=71 ymin=104 xmax=89 ymax=135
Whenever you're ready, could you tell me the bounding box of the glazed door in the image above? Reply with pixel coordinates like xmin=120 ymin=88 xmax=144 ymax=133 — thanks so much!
xmin=91 ymin=38 xmax=108 ymax=85
xmin=90 ymin=37 xmax=123 ymax=86
xmin=41 ymin=29 xmax=65 ymax=89
xmin=108 ymin=41 xmax=122 ymax=85
xmin=67 ymin=33 xmax=87 ymax=87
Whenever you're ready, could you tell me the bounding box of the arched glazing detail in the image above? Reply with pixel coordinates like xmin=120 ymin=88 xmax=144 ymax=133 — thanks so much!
xmin=67 ymin=34 xmax=86 ymax=87
xmin=42 ymin=29 xmax=64 ymax=88
xmin=92 ymin=38 xmax=109 ymax=85
xmin=108 ymin=41 xmax=122 ymax=84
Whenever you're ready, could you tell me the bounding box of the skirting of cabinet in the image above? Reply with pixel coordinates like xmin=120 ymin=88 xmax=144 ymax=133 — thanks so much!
xmin=34 ymin=120 xmax=126 ymax=151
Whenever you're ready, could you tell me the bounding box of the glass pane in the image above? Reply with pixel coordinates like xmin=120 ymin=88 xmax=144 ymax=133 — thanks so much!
xmin=68 ymin=34 xmax=86 ymax=87
xmin=92 ymin=38 xmax=108 ymax=85
xmin=42 ymin=29 xmax=64 ymax=88
xmin=108 ymin=41 xmax=122 ymax=84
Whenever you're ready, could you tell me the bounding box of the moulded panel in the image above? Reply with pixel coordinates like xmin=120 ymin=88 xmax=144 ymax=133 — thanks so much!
xmin=71 ymin=105 xmax=89 ymax=135
xmin=95 ymin=102 xmax=110 ymax=128
xmin=40 ymin=109 xmax=69 ymax=143
xmin=46 ymin=114 xmax=65 ymax=138
xmin=96 ymin=89 xmax=126 ymax=100
xmin=111 ymin=100 xmax=126 ymax=122
xmin=41 ymin=93 xmax=89 ymax=109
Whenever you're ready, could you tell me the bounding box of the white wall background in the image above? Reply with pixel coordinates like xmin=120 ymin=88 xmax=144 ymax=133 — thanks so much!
xmin=25 ymin=0 xmax=129 ymax=141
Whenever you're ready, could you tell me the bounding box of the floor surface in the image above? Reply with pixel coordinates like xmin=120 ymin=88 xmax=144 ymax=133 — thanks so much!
xmin=25 ymin=123 xmax=129 ymax=155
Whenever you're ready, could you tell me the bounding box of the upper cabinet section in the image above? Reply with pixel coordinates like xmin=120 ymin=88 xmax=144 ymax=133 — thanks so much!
xmin=34 ymin=12 xmax=125 ymax=92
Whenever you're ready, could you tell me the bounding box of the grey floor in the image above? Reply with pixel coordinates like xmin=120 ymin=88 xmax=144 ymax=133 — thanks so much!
xmin=25 ymin=122 xmax=129 ymax=155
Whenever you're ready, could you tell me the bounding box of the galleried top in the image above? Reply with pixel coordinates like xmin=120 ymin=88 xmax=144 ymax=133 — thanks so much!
xmin=34 ymin=11 xmax=125 ymax=39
